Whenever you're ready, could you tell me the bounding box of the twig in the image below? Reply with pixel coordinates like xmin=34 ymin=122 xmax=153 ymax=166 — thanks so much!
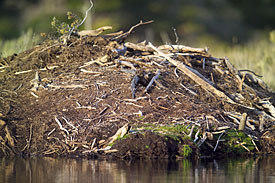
xmin=112 ymin=20 xmax=154 ymax=41
xmin=47 ymin=84 xmax=87 ymax=89
xmin=76 ymin=101 xmax=96 ymax=110
xmin=47 ymin=128 xmax=56 ymax=136
xmin=172 ymin=27 xmax=179 ymax=44
xmin=236 ymin=141 xmax=250 ymax=152
xmin=118 ymin=60 xmax=136 ymax=70
xmin=91 ymin=138 xmax=96 ymax=149
xmin=30 ymin=92 xmax=39 ymax=98
xmin=144 ymin=69 xmax=160 ymax=93
xmin=180 ymin=82 xmax=198 ymax=96
xmin=22 ymin=124 xmax=33 ymax=152
xmin=54 ymin=117 xmax=69 ymax=136
xmin=259 ymin=115 xmax=265 ymax=132
xmin=188 ymin=125 xmax=195 ymax=138
xmin=118 ymin=56 xmax=152 ymax=68
xmin=124 ymin=96 xmax=147 ymax=102
xmin=27 ymin=124 xmax=33 ymax=150
xmin=194 ymin=130 xmax=200 ymax=142
xmin=62 ymin=117 xmax=77 ymax=130
xmin=197 ymin=132 xmax=207 ymax=147
xmin=248 ymin=135 xmax=259 ymax=152
xmin=174 ymin=68 xmax=179 ymax=78
xmin=68 ymin=0 xmax=94 ymax=38
xmin=239 ymin=69 xmax=262 ymax=78
xmin=214 ymin=131 xmax=224 ymax=152
xmin=131 ymin=75 xmax=139 ymax=98
xmin=99 ymin=106 xmax=109 ymax=116
xmin=80 ymin=69 xmax=101 ymax=74
xmin=15 ymin=66 xmax=59 ymax=75
xmin=125 ymin=102 xmax=143 ymax=108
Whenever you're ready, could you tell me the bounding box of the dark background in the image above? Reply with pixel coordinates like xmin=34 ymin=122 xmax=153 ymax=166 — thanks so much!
xmin=0 ymin=0 xmax=275 ymax=45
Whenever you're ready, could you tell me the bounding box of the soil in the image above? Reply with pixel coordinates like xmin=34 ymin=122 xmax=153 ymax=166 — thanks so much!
xmin=0 ymin=25 xmax=274 ymax=159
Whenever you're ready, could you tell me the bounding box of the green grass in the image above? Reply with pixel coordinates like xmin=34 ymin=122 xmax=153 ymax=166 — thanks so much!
xmin=0 ymin=28 xmax=41 ymax=58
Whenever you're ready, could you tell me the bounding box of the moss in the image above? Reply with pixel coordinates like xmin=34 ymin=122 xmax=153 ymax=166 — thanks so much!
xmin=135 ymin=124 xmax=194 ymax=144
xmin=108 ymin=134 xmax=130 ymax=146
xmin=222 ymin=130 xmax=255 ymax=153
xmin=117 ymin=134 xmax=130 ymax=141
xmin=180 ymin=145 xmax=193 ymax=157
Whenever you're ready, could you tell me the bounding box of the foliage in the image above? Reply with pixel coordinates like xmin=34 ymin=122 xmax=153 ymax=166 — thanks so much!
xmin=50 ymin=11 xmax=81 ymax=37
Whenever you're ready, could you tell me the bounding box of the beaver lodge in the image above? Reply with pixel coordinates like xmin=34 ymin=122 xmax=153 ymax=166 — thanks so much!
xmin=0 ymin=21 xmax=275 ymax=159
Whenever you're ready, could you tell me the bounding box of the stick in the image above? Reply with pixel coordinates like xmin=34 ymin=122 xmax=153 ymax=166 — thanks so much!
xmin=68 ymin=0 xmax=94 ymax=38
xmin=197 ymin=133 xmax=207 ymax=147
xmin=22 ymin=124 xmax=33 ymax=151
xmin=236 ymin=141 xmax=250 ymax=152
xmin=62 ymin=117 xmax=77 ymax=130
xmin=248 ymin=135 xmax=259 ymax=152
xmin=214 ymin=131 xmax=224 ymax=152
xmin=55 ymin=117 xmax=69 ymax=136
xmin=91 ymin=138 xmax=96 ymax=149
xmin=112 ymin=20 xmax=154 ymax=41
xmin=238 ymin=113 xmax=247 ymax=131
xmin=47 ymin=128 xmax=56 ymax=136
xmin=194 ymin=130 xmax=200 ymax=142
xmin=188 ymin=125 xmax=195 ymax=137
xmin=131 ymin=75 xmax=139 ymax=98
xmin=180 ymin=82 xmax=198 ymax=96
xmin=145 ymin=69 xmax=160 ymax=93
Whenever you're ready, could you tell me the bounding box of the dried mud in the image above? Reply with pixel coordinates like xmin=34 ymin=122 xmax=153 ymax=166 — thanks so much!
xmin=0 ymin=27 xmax=274 ymax=159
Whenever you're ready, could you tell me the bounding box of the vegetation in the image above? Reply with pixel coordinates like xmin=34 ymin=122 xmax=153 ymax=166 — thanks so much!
xmin=0 ymin=29 xmax=40 ymax=58
xmin=138 ymin=124 xmax=191 ymax=142
xmin=222 ymin=130 xmax=255 ymax=154
xmin=181 ymin=145 xmax=193 ymax=157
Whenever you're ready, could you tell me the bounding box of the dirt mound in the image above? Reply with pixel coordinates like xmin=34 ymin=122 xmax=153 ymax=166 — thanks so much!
xmin=0 ymin=22 xmax=274 ymax=158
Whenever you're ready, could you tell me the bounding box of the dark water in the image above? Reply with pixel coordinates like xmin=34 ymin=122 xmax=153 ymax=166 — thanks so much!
xmin=0 ymin=156 xmax=274 ymax=183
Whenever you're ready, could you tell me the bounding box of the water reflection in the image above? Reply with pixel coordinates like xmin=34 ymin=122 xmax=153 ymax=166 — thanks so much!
xmin=0 ymin=156 xmax=274 ymax=183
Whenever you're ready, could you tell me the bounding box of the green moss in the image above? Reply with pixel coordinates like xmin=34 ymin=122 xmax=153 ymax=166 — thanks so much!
xmin=135 ymin=123 xmax=194 ymax=143
xmin=108 ymin=134 xmax=130 ymax=146
xmin=108 ymin=142 xmax=114 ymax=147
xmin=116 ymin=134 xmax=130 ymax=141
xmin=222 ymin=130 xmax=255 ymax=153
xmin=180 ymin=145 xmax=192 ymax=157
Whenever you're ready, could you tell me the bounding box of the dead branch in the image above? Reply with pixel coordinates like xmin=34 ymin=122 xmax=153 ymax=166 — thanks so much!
xmin=112 ymin=20 xmax=154 ymax=41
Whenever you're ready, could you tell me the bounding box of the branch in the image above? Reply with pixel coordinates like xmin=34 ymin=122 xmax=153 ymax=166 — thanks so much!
xmin=112 ymin=20 xmax=154 ymax=41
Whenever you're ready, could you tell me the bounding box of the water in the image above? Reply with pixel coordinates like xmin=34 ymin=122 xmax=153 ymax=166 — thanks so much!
xmin=0 ymin=156 xmax=274 ymax=183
